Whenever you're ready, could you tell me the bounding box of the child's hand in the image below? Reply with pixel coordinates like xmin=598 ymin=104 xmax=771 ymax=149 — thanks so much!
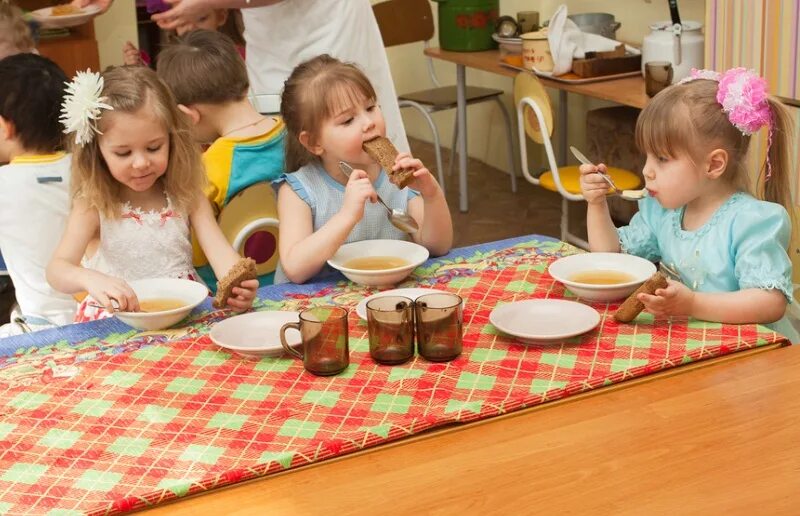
xmin=579 ymin=163 xmax=612 ymax=205
xmin=122 ymin=41 xmax=143 ymax=66
xmin=394 ymin=153 xmax=440 ymax=198
xmin=226 ymin=278 xmax=258 ymax=312
xmin=86 ymin=271 xmax=140 ymax=312
xmin=341 ymin=167 xmax=377 ymax=223
xmin=638 ymin=279 xmax=695 ymax=318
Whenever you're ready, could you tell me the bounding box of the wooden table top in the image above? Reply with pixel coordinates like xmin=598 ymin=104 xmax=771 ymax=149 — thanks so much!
xmin=143 ymin=343 xmax=798 ymax=514
xmin=424 ymin=47 xmax=649 ymax=110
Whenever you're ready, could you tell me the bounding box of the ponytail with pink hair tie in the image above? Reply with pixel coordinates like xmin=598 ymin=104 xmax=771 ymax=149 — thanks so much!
xmin=679 ymin=67 xmax=775 ymax=178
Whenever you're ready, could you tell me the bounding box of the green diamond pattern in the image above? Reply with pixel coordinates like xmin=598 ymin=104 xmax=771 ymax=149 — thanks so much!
xmin=445 ymin=399 xmax=483 ymax=414
xmin=8 ymin=392 xmax=50 ymax=410
xmin=687 ymin=319 xmax=722 ymax=330
xmin=505 ymin=280 xmax=536 ymax=293
xmin=371 ymin=394 xmax=412 ymax=414
xmin=470 ymin=348 xmax=507 ymax=361
xmin=388 ymin=368 xmax=425 ymax=382
xmin=166 ymin=378 xmax=206 ymax=395
xmin=362 ymin=423 xmax=392 ymax=438
xmin=448 ymin=276 xmax=479 ymax=289
xmin=617 ymin=333 xmax=652 ymax=348
xmin=38 ymin=429 xmax=82 ymax=449
xmin=71 ymin=399 xmax=114 ymax=418
xmin=259 ymin=451 xmax=295 ymax=469
xmin=108 ymin=437 xmax=152 ymax=457
xmin=0 ymin=422 xmax=16 ymax=440
xmin=131 ymin=345 xmax=170 ymax=362
xmin=192 ymin=350 xmax=230 ymax=367
xmin=157 ymin=477 xmax=199 ymax=497
xmin=254 ymin=359 xmax=292 ymax=372
xmin=47 ymin=508 xmax=83 ymax=516
xmin=539 ymin=352 xmax=577 ymax=369
xmin=348 ymin=337 xmax=369 ymax=353
xmin=232 ymin=383 xmax=273 ymax=401
xmin=278 ymin=419 xmax=321 ymax=439
xmin=302 ymin=390 xmax=340 ymax=407
xmin=137 ymin=405 xmax=180 ymax=424
xmin=456 ymin=372 xmax=496 ymax=391
xmin=611 ymin=358 xmax=649 ymax=372
xmin=102 ymin=371 xmax=142 ymax=388
xmin=179 ymin=444 xmax=224 ymax=465
xmin=1 ymin=463 xmax=48 ymax=484
xmin=480 ymin=324 xmax=504 ymax=336
xmin=529 ymin=379 xmax=568 ymax=394
xmin=685 ymin=338 xmax=706 ymax=351
xmin=74 ymin=470 xmax=122 ymax=492
xmin=207 ymin=412 xmax=249 ymax=430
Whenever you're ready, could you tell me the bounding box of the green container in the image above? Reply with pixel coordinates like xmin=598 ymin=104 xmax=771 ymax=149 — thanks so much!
xmin=434 ymin=0 xmax=499 ymax=52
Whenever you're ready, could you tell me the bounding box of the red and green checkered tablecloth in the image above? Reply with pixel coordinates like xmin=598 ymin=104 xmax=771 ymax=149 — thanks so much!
xmin=0 ymin=236 xmax=788 ymax=514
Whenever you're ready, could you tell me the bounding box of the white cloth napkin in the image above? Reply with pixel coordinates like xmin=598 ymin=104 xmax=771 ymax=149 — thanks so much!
xmin=546 ymin=4 xmax=638 ymax=76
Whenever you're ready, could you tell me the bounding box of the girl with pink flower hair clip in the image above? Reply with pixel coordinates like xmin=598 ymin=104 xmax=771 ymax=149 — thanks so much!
xmin=579 ymin=67 xmax=798 ymax=342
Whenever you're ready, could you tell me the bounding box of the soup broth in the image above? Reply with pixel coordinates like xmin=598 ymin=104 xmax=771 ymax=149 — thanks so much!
xmin=139 ymin=298 xmax=186 ymax=313
xmin=344 ymin=256 xmax=409 ymax=270
xmin=569 ymin=270 xmax=635 ymax=285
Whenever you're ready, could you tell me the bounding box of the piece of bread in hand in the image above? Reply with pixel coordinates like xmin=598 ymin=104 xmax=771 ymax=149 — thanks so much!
xmin=213 ymin=257 xmax=257 ymax=309
xmin=362 ymin=137 xmax=415 ymax=188
xmin=613 ymin=271 xmax=668 ymax=323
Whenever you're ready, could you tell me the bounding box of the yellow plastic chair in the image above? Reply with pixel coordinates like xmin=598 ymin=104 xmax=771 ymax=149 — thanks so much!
xmin=514 ymin=73 xmax=641 ymax=248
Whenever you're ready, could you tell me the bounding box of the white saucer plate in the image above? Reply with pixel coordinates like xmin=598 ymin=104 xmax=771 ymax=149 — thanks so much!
xmin=489 ymin=299 xmax=600 ymax=345
xmin=210 ymin=311 xmax=301 ymax=359
xmin=356 ymin=288 xmax=453 ymax=320
xmin=32 ymin=5 xmax=101 ymax=29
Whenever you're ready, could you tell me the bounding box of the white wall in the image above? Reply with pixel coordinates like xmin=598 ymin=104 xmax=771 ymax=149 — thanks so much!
xmin=378 ymin=0 xmax=705 ymax=171
xmin=93 ymin=0 xmax=137 ymax=68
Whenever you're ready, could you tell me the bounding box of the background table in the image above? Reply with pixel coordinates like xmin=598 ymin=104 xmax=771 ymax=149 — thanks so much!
xmin=0 ymin=236 xmax=787 ymax=514
xmin=424 ymin=48 xmax=648 ymax=212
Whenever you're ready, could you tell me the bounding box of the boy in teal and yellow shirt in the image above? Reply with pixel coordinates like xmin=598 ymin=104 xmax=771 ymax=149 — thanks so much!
xmin=158 ymin=29 xmax=285 ymax=287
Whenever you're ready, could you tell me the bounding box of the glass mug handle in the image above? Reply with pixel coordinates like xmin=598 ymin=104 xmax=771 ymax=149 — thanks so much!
xmin=280 ymin=322 xmax=303 ymax=360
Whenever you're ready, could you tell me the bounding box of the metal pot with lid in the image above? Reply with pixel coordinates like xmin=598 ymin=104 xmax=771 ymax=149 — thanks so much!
xmin=567 ymin=13 xmax=621 ymax=40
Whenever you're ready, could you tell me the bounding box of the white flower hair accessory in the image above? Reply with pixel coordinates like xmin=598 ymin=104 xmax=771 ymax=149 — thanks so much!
xmin=60 ymin=70 xmax=113 ymax=146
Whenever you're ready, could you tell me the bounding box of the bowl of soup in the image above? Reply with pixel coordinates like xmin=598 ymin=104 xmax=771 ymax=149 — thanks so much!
xmin=115 ymin=278 xmax=209 ymax=331
xmin=327 ymin=239 xmax=430 ymax=287
xmin=548 ymin=252 xmax=656 ymax=302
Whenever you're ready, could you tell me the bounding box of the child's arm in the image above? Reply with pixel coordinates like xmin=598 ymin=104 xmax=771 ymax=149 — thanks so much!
xmin=579 ymin=163 xmax=621 ymax=252
xmin=277 ymin=170 xmax=376 ymax=284
xmin=122 ymin=41 xmax=143 ymax=66
xmin=46 ymin=200 xmax=140 ymax=312
xmin=639 ymin=280 xmax=787 ymax=324
xmin=400 ymin=154 xmax=453 ymax=256
xmin=189 ymin=197 xmax=257 ymax=311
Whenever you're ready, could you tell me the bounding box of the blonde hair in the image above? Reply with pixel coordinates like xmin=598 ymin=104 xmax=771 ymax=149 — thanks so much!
xmin=636 ymin=79 xmax=795 ymax=214
xmin=280 ymin=54 xmax=377 ymax=172
xmin=0 ymin=2 xmax=35 ymax=55
xmin=70 ymin=66 xmax=205 ymax=218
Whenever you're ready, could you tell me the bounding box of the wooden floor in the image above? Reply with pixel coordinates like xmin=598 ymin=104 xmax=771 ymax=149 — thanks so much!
xmin=0 ymin=139 xmax=575 ymax=325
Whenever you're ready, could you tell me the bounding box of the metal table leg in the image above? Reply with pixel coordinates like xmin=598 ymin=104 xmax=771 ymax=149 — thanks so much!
xmin=456 ymin=64 xmax=468 ymax=212
xmin=557 ymin=90 xmax=568 ymax=166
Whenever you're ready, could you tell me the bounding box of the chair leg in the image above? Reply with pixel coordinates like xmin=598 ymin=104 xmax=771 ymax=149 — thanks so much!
xmin=448 ymin=115 xmax=458 ymax=177
xmin=560 ymin=197 xmax=569 ymax=243
xmin=494 ymin=97 xmax=517 ymax=193
xmin=398 ymin=100 xmax=445 ymax=194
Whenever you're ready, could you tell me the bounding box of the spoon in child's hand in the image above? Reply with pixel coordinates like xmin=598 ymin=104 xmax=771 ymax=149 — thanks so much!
xmin=338 ymin=161 xmax=419 ymax=234
xmin=570 ymin=146 xmax=646 ymax=201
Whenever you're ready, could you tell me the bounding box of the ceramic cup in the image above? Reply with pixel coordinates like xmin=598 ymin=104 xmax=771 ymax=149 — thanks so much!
xmin=521 ymin=30 xmax=553 ymax=72
xmin=280 ymin=306 xmax=349 ymax=376
xmin=366 ymin=296 xmax=415 ymax=365
xmin=645 ymin=61 xmax=673 ymax=97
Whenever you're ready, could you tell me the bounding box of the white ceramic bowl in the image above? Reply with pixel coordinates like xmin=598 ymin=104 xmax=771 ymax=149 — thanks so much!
xmin=548 ymin=253 xmax=656 ymax=302
xmin=115 ymin=278 xmax=209 ymax=331
xmin=327 ymin=239 xmax=429 ymax=287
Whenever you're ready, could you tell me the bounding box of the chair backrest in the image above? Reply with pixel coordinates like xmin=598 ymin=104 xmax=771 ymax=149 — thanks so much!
xmin=372 ymin=0 xmax=434 ymax=47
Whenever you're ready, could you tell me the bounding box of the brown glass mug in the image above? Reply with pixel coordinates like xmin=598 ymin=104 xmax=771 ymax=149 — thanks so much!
xmin=366 ymin=295 xmax=415 ymax=365
xmin=280 ymin=306 xmax=349 ymax=376
xmin=414 ymin=293 xmax=463 ymax=362
xmin=645 ymin=61 xmax=674 ymax=97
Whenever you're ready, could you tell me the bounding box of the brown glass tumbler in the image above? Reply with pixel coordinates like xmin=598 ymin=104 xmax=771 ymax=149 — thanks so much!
xmin=414 ymin=293 xmax=463 ymax=362
xmin=280 ymin=306 xmax=349 ymax=376
xmin=366 ymin=295 xmax=415 ymax=365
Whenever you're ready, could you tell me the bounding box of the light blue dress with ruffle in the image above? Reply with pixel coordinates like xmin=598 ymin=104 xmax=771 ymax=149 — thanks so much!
xmin=617 ymin=191 xmax=798 ymax=343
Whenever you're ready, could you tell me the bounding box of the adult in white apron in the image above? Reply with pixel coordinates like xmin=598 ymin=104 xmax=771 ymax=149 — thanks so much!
xmin=76 ymin=0 xmax=410 ymax=152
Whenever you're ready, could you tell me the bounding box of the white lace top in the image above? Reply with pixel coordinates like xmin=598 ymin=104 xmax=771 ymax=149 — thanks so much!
xmin=84 ymin=194 xmax=198 ymax=282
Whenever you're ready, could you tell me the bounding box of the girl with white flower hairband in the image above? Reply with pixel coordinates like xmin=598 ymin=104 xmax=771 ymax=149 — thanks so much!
xmin=46 ymin=66 xmax=258 ymax=320
xmin=579 ymin=68 xmax=798 ymax=341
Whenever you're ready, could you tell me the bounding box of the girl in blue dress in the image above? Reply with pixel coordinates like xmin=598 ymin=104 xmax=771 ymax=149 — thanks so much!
xmin=275 ymin=55 xmax=453 ymax=284
xmin=579 ymin=68 xmax=797 ymax=340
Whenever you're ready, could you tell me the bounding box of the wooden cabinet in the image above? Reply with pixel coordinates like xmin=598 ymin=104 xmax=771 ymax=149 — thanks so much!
xmin=18 ymin=0 xmax=100 ymax=76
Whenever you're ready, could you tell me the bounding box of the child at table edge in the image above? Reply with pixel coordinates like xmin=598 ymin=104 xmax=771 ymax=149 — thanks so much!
xmin=579 ymin=67 xmax=798 ymax=342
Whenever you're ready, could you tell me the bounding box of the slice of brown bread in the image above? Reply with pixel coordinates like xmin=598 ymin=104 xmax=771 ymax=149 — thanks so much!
xmin=613 ymin=271 xmax=668 ymax=323
xmin=213 ymin=257 xmax=258 ymax=309
xmin=362 ymin=137 xmax=415 ymax=188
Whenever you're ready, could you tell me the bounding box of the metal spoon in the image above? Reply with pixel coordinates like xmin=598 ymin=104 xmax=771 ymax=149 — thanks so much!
xmin=569 ymin=146 xmax=646 ymax=201
xmin=338 ymin=161 xmax=419 ymax=234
